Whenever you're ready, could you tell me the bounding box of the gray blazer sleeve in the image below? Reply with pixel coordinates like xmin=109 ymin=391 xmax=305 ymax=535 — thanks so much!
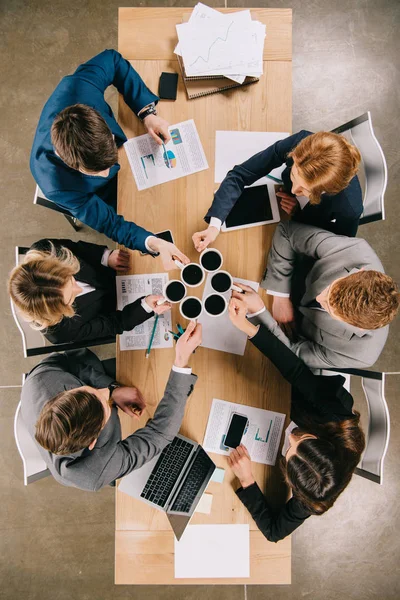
xmin=263 ymin=221 xmax=373 ymax=294
xmin=86 ymin=370 xmax=197 ymax=490
xmin=249 ymin=310 xmax=373 ymax=369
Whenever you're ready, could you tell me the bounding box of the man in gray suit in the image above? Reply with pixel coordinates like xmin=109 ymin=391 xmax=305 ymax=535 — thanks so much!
xmin=21 ymin=321 xmax=201 ymax=492
xmin=242 ymin=222 xmax=398 ymax=369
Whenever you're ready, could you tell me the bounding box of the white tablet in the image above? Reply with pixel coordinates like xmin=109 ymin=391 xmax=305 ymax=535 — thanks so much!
xmin=220 ymin=184 xmax=280 ymax=232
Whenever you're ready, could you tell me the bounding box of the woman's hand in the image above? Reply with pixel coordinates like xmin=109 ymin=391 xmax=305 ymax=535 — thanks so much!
xmin=145 ymin=295 xmax=172 ymax=315
xmin=192 ymin=226 xmax=219 ymax=252
xmin=232 ymin=283 xmax=264 ymax=314
xmin=228 ymin=296 xmax=258 ymax=337
xmin=276 ymin=188 xmax=298 ymax=216
xmin=227 ymin=444 xmax=255 ymax=488
xmin=108 ymin=249 xmax=130 ymax=273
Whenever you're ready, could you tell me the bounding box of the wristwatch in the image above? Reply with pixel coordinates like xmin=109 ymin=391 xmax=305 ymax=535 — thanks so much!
xmin=138 ymin=102 xmax=157 ymax=121
xmin=107 ymin=382 xmax=120 ymax=402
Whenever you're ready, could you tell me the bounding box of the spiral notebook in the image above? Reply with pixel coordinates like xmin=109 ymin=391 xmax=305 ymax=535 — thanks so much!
xmin=177 ymin=55 xmax=259 ymax=100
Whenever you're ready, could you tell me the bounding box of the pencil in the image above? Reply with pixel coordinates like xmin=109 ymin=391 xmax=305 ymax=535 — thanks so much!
xmin=266 ymin=173 xmax=283 ymax=184
xmin=145 ymin=315 xmax=159 ymax=358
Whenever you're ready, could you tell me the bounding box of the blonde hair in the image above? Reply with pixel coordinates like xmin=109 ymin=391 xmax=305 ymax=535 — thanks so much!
xmin=8 ymin=243 xmax=80 ymax=329
xmin=289 ymin=132 xmax=361 ymax=204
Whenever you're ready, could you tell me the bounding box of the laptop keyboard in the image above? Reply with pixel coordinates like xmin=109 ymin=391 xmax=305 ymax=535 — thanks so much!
xmin=170 ymin=449 xmax=214 ymax=514
xmin=140 ymin=437 xmax=193 ymax=507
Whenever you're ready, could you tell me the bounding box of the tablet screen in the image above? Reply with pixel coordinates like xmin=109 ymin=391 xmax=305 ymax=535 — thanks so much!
xmin=225 ymin=185 xmax=273 ymax=228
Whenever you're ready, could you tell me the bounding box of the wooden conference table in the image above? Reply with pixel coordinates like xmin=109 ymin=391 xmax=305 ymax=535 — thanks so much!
xmin=116 ymin=7 xmax=292 ymax=585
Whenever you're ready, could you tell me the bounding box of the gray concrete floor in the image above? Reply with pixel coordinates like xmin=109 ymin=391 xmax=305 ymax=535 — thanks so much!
xmin=0 ymin=0 xmax=399 ymax=598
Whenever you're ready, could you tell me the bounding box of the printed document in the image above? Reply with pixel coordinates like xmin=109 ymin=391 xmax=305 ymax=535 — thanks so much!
xmin=203 ymin=398 xmax=286 ymax=466
xmin=124 ymin=119 xmax=208 ymax=191
xmin=198 ymin=276 xmax=259 ymax=355
xmin=116 ymin=273 xmax=173 ymax=352
xmin=174 ymin=524 xmax=249 ymax=578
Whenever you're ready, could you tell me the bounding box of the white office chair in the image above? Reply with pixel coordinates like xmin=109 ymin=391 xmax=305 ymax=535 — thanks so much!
xmin=14 ymin=375 xmax=51 ymax=485
xmin=34 ymin=185 xmax=81 ymax=231
xmin=11 ymin=246 xmax=115 ymax=357
xmin=331 ymin=112 xmax=387 ymax=225
xmin=321 ymin=369 xmax=391 ymax=485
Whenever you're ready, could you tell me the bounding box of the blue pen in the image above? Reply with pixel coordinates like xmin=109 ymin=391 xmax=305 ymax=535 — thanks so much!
xmin=266 ymin=173 xmax=283 ymax=184
xmin=162 ymin=142 xmax=172 ymax=169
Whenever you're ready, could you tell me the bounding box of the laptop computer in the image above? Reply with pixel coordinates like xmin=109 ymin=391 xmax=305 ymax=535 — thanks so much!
xmin=118 ymin=434 xmax=216 ymax=540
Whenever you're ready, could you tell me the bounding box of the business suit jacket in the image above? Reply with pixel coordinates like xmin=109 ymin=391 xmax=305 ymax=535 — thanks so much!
xmin=259 ymin=221 xmax=389 ymax=369
xmin=205 ymin=130 xmax=363 ymax=237
xmin=30 ymin=50 xmax=158 ymax=252
xmin=32 ymin=239 xmax=152 ymax=344
xmin=20 ymin=349 xmax=197 ymax=492
xmin=236 ymin=324 xmax=355 ymax=542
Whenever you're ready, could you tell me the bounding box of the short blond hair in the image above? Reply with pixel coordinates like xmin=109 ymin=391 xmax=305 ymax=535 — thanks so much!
xmin=8 ymin=243 xmax=80 ymax=329
xmin=289 ymin=132 xmax=361 ymax=204
xmin=329 ymin=270 xmax=399 ymax=330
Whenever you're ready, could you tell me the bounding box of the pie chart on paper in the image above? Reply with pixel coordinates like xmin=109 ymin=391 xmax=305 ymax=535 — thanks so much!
xmin=163 ymin=150 xmax=177 ymax=168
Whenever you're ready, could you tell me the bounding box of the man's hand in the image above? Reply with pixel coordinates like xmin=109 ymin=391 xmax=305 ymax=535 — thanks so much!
xmin=174 ymin=320 xmax=202 ymax=368
xmin=145 ymin=295 xmax=172 ymax=315
xmin=276 ymin=189 xmax=298 ymax=216
xmin=227 ymin=444 xmax=255 ymax=489
xmin=111 ymin=386 xmax=146 ymax=419
xmin=228 ymin=296 xmax=258 ymax=337
xmin=143 ymin=114 xmax=171 ymax=145
xmin=232 ymin=283 xmax=264 ymax=314
xmin=108 ymin=249 xmax=130 ymax=273
xmin=272 ymin=296 xmax=296 ymax=339
xmin=147 ymin=237 xmax=190 ymax=271
xmin=192 ymin=226 xmax=219 ymax=252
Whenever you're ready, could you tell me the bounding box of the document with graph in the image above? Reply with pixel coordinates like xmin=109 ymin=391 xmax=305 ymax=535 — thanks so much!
xmin=124 ymin=119 xmax=208 ymax=191
xmin=116 ymin=273 xmax=173 ymax=351
xmin=203 ymin=398 xmax=286 ymax=466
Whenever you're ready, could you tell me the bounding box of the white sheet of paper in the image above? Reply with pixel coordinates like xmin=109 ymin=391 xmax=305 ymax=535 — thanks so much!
xmin=194 ymin=493 xmax=213 ymax=514
xmin=124 ymin=120 xmax=208 ymax=191
xmin=116 ymin=274 xmax=173 ymax=352
xmin=198 ymin=276 xmax=259 ymax=356
xmin=203 ymin=398 xmax=286 ymax=466
xmin=174 ymin=524 xmax=249 ymax=578
xmin=215 ymin=130 xmax=290 ymax=185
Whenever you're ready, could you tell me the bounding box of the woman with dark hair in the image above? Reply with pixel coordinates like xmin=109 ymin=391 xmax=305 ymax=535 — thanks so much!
xmin=227 ymin=290 xmax=365 ymax=542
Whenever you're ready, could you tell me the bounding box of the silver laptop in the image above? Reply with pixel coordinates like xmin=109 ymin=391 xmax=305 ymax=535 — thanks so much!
xmin=118 ymin=434 xmax=216 ymax=540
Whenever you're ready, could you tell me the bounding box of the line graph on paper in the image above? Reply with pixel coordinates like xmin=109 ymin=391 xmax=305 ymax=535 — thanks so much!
xmin=189 ymin=21 xmax=234 ymax=67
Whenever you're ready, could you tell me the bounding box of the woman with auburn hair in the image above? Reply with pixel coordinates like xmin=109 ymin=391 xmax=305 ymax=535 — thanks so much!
xmin=192 ymin=130 xmax=363 ymax=252
xmin=227 ymin=294 xmax=365 ymax=542
xmin=8 ymin=239 xmax=170 ymax=344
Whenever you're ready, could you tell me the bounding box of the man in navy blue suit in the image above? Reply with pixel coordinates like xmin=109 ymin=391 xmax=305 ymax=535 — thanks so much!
xmin=30 ymin=49 xmax=189 ymax=269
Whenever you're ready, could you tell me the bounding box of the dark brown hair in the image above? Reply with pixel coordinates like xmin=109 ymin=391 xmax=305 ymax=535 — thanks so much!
xmin=288 ymin=131 xmax=361 ymax=204
xmin=35 ymin=389 xmax=105 ymax=455
xmin=282 ymin=412 xmax=365 ymax=515
xmin=51 ymin=104 xmax=118 ymax=172
xmin=329 ymin=270 xmax=399 ymax=330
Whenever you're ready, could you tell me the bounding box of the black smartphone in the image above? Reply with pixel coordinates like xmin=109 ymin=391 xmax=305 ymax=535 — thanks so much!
xmin=140 ymin=230 xmax=174 ymax=256
xmin=159 ymin=72 xmax=179 ymax=101
xmin=224 ymin=413 xmax=249 ymax=449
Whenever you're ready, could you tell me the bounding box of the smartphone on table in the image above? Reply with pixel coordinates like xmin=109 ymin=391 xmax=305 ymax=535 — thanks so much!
xmin=224 ymin=413 xmax=249 ymax=449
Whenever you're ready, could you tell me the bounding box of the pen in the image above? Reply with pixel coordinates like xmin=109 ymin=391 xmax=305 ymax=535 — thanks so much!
xmin=145 ymin=315 xmax=159 ymax=358
xmin=162 ymin=141 xmax=172 ymax=169
xmin=266 ymin=173 xmax=283 ymax=184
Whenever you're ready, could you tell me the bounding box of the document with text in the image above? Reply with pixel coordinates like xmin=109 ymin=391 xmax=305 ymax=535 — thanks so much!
xmin=116 ymin=273 xmax=173 ymax=352
xmin=203 ymin=398 xmax=286 ymax=466
xmin=124 ymin=119 xmax=208 ymax=191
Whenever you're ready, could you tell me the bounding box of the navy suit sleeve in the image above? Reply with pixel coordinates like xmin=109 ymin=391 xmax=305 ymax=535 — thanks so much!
xmin=205 ymin=131 xmax=311 ymax=224
xmin=236 ymin=483 xmax=311 ymax=542
xmin=73 ymin=49 xmax=159 ymax=114
xmin=49 ymin=190 xmax=153 ymax=252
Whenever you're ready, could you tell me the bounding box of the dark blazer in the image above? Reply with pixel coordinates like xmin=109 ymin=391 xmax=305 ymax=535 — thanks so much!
xmin=235 ymin=324 xmax=354 ymax=543
xmin=30 ymin=50 xmax=158 ymax=252
xmin=20 ymin=349 xmax=197 ymax=491
xmin=205 ymin=130 xmax=363 ymax=237
xmin=32 ymin=239 xmax=153 ymax=344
